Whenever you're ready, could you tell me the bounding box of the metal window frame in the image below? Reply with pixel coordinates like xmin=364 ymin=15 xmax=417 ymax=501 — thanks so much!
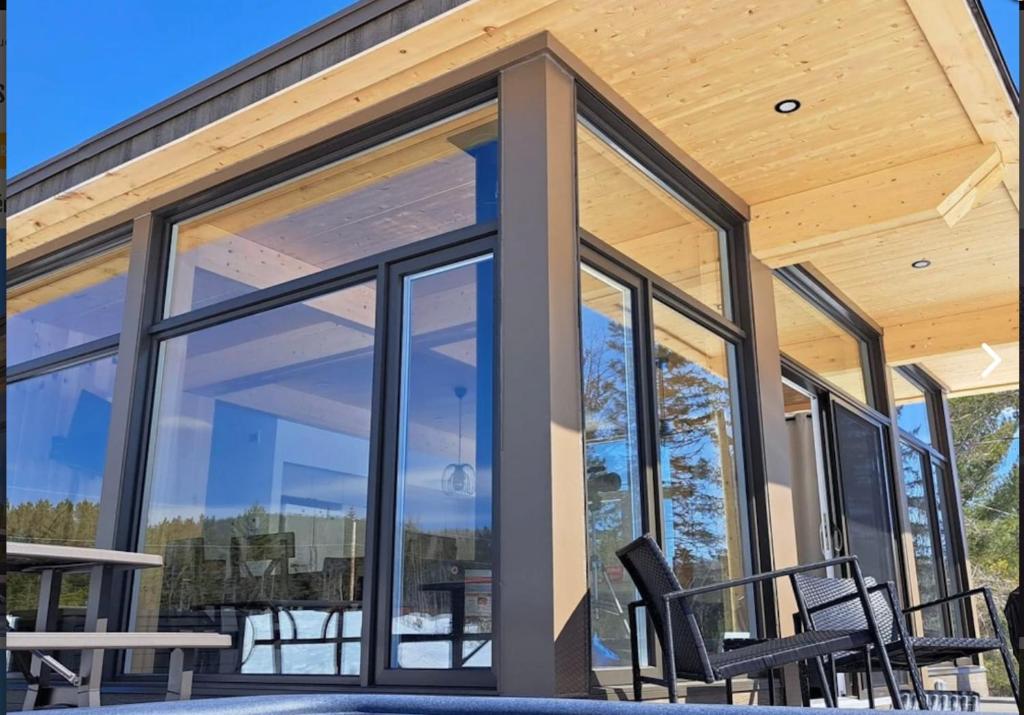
xmin=574 ymin=88 xmax=772 ymax=691
xmin=373 ymin=239 xmax=499 ymax=690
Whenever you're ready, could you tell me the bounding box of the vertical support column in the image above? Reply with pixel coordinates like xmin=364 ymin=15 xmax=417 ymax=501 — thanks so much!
xmin=497 ymin=54 xmax=589 ymax=697
xmin=747 ymin=258 xmax=803 ymax=704
xmin=92 ymin=213 xmax=163 ymax=678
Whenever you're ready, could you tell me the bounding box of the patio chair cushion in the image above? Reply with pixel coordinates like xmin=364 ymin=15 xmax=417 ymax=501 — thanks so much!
xmin=709 ymin=629 xmax=873 ymax=679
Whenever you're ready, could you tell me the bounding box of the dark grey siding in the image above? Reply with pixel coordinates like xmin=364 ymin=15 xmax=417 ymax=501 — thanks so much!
xmin=9 ymin=0 xmax=469 ymax=214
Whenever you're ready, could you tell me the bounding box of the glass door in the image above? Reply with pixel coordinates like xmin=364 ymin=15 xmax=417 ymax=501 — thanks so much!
xmin=376 ymin=249 xmax=496 ymax=688
xmin=826 ymin=398 xmax=900 ymax=586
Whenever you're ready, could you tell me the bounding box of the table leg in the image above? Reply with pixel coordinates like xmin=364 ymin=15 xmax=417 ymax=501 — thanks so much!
xmin=23 ymin=568 xmax=62 ymax=711
xmin=77 ymin=564 xmax=110 ymax=707
xmin=166 ymin=648 xmax=195 ymax=701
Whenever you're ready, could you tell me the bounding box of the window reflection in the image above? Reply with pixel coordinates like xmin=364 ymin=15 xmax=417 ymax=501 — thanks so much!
xmin=579 ymin=266 xmax=645 ymax=669
xmin=900 ymin=445 xmax=944 ymax=636
xmin=166 ymin=105 xmax=498 ymax=317
xmin=653 ymin=300 xmax=748 ymax=651
xmin=133 ymin=282 xmax=376 ymax=676
xmin=931 ymin=461 xmax=963 ymax=635
xmin=891 ymin=369 xmax=933 ymax=445
xmin=772 ymin=277 xmax=869 ymax=405
xmin=577 ymin=121 xmax=728 ymax=317
xmin=7 ymin=246 xmax=130 ymax=365
xmin=391 ymin=256 xmax=494 ymax=670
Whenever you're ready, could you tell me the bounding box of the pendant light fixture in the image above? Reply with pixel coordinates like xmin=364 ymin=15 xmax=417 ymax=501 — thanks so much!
xmin=442 ymin=386 xmax=476 ymax=497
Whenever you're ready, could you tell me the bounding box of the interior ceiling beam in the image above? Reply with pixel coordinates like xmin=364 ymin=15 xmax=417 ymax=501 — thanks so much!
xmin=748 ymin=143 xmax=1002 ymax=267
xmin=884 ymin=303 xmax=1018 ymax=365
xmin=905 ymin=0 xmax=1019 ymax=209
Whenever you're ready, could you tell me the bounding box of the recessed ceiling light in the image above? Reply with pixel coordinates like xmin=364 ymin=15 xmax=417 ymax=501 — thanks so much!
xmin=911 ymin=259 xmax=931 ymax=269
xmin=774 ymin=99 xmax=801 ymax=114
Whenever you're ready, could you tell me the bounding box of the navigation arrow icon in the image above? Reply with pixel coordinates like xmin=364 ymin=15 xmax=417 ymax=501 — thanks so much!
xmin=980 ymin=343 xmax=1002 ymax=378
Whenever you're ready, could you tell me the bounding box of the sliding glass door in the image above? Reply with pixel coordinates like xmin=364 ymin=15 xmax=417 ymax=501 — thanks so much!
xmin=827 ymin=399 xmax=900 ymax=586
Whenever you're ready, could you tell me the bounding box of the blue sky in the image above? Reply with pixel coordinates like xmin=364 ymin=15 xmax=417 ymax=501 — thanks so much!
xmin=8 ymin=0 xmax=352 ymax=176
xmin=7 ymin=1 xmax=1020 ymax=177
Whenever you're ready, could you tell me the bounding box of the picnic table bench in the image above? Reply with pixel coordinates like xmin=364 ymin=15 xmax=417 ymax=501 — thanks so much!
xmin=6 ymin=541 xmax=230 ymax=709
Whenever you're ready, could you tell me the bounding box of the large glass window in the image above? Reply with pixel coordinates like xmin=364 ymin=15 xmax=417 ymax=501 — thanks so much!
xmin=580 ymin=266 xmax=645 ymax=669
xmin=653 ymin=300 xmax=748 ymax=649
xmin=577 ymin=121 xmax=728 ymax=317
xmin=166 ymin=105 xmax=498 ymax=317
xmin=132 ymin=282 xmax=376 ymax=676
xmin=390 ymin=256 xmax=494 ymax=670
xmin=773 ymin=277 xmax=870 ymax=405
xmin=7 ymin=244 xmax=129 ymax=365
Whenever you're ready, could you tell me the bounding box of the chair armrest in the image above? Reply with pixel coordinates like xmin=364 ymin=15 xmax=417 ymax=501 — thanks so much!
xmin=665 ymin=556 xmax=857 ymax=601
xmin=903 ymin=587 xmax=989 ymax=615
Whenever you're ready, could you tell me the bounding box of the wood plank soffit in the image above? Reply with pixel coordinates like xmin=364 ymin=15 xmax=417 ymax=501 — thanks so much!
xmin=748 ymin=143 xmax=1003 ymax=267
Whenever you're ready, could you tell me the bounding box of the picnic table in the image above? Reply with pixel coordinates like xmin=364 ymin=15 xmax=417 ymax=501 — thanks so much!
xmin=6 ymin=541 xmax=230 ymax=709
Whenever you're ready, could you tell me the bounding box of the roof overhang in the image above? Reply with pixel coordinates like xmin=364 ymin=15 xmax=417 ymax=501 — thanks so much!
xmin=8 ymin=0 xmax=1018 ymax=397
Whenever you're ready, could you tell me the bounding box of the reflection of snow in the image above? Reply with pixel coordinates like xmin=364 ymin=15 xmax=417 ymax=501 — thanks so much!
xmin=394 ymin=613 xmax=491 ymax=669
xmin=241 ymin=609 xmax=361 ymax=675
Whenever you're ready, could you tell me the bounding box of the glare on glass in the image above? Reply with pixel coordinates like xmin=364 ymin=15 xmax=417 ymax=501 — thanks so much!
xmin=165 ymin=105 xmax=498 ymax=317
xmin=7 ymin=245 xmax=130 ymax=365
xmin=132 ymin=282 xmax=376 ymax=676
xmin=772 ymin=277 xmax=869 ymax=405
xmin=579 ymin=265 xmax=646 ymax=669
xmin=652 ymin=300 xmax=748 ymax=650
xmin=391 ymin=255 xmax=494 ymax=670
xmin=577 ymin=120 xmax=728 ymax=317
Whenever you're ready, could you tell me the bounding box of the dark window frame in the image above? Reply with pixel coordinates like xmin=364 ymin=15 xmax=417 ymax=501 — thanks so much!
xmin=575 ymin=89 xmax=770 ymax=690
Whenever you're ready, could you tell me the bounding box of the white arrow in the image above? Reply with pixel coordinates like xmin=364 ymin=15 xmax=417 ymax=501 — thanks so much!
xmin=980 ymin=343 xmax=1002 ymax=378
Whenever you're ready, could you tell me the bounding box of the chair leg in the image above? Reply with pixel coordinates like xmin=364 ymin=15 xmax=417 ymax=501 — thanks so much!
xmin=724 ymin=677 xmax=733 ymax=705
xmin=872 ymin=643 xmax=905 ymax=710
xmin=627 ymin=604 xmax=643 ymax=702
xmin=863 ymin=646 xmax=875 ymax=709
xmin=812 ymin=657 xmax=836 ymax=708
xmin=768 ymin=669 xmax=776 ymax=706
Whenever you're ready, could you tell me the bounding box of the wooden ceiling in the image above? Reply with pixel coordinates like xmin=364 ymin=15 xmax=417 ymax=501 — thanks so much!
xmin=7 ymin=0 xmax=1017 ymax=395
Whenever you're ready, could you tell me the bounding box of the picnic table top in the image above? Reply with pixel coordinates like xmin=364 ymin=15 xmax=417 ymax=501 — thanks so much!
xmin=6 ymin=541 xmax=163 ymax=573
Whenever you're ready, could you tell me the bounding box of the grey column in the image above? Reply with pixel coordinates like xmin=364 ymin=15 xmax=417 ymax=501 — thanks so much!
xmin=496 ymin=53 xmax=590 ymax=698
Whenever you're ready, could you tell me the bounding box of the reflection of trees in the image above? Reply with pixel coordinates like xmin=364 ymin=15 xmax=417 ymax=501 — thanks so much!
xmin=580 ymin=302 xmax=745 ymax=650
xmin=656 ymin=342 xmax=742 ymax=646
xmin=7 ymin=499 xmax=101 ymax=613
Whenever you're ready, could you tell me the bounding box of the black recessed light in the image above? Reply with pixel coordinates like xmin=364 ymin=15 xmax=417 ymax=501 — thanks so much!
xmin=911 ymin=259 xmax=931 ymax=269
xmin=774 ymin=99 xmax=801 ymax=114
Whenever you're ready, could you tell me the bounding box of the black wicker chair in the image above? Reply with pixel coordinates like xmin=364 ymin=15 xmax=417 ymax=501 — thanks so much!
xmin=793 ymin=573 xmax=1022 ymax=710
xmin=616 ymin=535 xmax=903 ymax=707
